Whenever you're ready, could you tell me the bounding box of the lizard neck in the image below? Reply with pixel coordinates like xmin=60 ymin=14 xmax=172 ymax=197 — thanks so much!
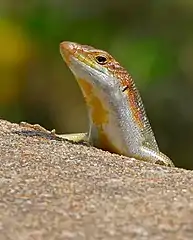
xmin=77 ymin=78 xmax=129 ymax=155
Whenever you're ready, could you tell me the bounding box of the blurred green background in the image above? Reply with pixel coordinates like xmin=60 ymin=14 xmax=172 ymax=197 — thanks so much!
xmin=1 ymin=0 xmax=193 ymax=169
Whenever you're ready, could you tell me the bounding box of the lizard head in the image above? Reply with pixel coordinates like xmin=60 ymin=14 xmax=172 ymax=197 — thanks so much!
xmin=60 ymin=41 xmax=131 ymax=94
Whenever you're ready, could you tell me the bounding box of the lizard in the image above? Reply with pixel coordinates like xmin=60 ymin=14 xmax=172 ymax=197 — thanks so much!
xmin=59 ymin=41 xmax=174 ymax=167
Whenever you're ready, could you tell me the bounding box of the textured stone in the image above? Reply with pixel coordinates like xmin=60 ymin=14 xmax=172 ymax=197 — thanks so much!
xmin=0 ymin=119 xmax=193 ymax=240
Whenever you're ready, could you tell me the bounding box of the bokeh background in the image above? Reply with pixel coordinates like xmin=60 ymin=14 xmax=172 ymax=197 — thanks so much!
xmin=1 ymin=0 xmax=193 ymax=169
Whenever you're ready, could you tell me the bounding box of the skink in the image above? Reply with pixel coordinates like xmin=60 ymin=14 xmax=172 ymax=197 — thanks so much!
xmin=60 ymin=41 xmax=174 ymax=167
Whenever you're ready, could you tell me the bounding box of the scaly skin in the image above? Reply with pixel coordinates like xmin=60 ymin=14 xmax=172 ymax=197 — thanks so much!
xmin=60 ymin=41 xmax=174 ymax=167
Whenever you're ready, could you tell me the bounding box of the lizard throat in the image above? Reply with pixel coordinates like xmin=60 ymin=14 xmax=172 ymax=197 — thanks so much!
xmin=77 ymin=78 xmax=122 ymax=154
xmin=77 ymin=78 xmax=109 ymax=126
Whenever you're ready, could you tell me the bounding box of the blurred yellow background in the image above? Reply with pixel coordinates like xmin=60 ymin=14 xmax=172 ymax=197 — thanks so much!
xmin=1 ymin=0 xmax=193 ymax=169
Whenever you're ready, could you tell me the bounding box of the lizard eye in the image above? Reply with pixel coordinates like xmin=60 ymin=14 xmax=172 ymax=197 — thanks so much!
xmin=95 ymin=55 xmax=108 ymax=65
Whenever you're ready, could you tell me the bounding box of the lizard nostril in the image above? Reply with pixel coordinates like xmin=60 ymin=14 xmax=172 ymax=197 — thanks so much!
xmin=60 ymin=41 xmax=75 ymax=52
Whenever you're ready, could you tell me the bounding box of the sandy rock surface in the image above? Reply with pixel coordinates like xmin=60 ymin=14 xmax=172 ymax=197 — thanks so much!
xmin=0 ymin=119 xmax=193 ymax=240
